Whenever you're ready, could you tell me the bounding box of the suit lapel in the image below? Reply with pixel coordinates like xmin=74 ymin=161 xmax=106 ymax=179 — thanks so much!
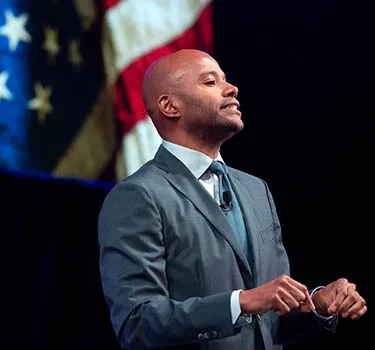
xmin=153 ymin=146 xmax=253 ymax=280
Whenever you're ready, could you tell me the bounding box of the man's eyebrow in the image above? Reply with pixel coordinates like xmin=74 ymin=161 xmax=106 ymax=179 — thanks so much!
xmin=199 ymin=71 xmax=226 ymax=80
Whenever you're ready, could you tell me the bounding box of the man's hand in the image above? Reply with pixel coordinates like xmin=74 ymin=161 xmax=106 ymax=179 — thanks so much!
xmin=312 ymin=278 xmax=367 ymax=319
xmin=239 ymin=275 xmax=315 ymax=316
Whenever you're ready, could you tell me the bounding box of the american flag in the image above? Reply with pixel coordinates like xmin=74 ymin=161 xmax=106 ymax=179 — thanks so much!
xmin=0 ymin=0 xmax=213 ymax=182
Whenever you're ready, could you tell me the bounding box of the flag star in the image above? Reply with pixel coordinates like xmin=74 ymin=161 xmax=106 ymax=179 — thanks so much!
xmin=73 ymin=0 xmax=97 ymax=30
xmin=0 ymin=71 xmax=12 ymax=100
xmin=28 ymin=82 xmax=53 ymax=124
xmin=42 ymin=26 xmax=60 ymax=63
xmin=68 ymin=39 xmax=83 ymax=71
xmin=0 ymin=10 xmax=31 ymax=51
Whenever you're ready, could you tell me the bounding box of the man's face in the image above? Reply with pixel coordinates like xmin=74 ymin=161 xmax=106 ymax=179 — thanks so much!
xmin=174 ymin=54 xmax=244 ymax=141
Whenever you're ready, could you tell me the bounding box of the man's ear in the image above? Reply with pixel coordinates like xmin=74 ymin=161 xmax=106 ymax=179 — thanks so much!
xmin=158 ymin=94 xmax=181 ymax=119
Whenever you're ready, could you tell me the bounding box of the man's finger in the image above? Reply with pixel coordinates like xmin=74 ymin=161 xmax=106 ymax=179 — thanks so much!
xmin=328 ymin=283 xmax=352 ymax=315
xmin=285 ymin=278 xmax=315 ymax=310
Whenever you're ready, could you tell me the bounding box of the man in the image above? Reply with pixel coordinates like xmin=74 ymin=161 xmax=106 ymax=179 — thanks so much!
xmin=98 ymin=49 xmax=367 ymax=349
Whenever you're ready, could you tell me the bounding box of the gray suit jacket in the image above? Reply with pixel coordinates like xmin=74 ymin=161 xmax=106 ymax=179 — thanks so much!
xmin=98 ymin=145 xmax=332 ymax=349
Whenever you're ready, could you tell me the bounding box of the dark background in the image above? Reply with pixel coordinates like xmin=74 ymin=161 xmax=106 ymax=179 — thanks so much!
xmin=216 ymin=0 xmax=373 ymax=348
xmin=1 ymin=1 xmax=373 ymax=349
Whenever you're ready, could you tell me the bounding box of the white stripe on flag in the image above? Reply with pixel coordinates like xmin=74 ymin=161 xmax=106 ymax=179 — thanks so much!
xmin=105 ymin=0 xmax=211 ymax=76
xmin=116 ymin=116 xmax=162 ymax=180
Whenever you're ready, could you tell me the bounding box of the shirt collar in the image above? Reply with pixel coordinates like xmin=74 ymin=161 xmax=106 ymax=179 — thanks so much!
xmin=162 ymin=140 xmax=224 ymax=179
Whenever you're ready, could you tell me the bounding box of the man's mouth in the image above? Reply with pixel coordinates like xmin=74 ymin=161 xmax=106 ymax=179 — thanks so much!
xmin=221 ymin=101 xmax=241 ymax=114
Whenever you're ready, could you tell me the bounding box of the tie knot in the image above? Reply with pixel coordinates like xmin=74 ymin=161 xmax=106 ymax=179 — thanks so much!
xmin=209 ymin=160 xmax=226 ymax=176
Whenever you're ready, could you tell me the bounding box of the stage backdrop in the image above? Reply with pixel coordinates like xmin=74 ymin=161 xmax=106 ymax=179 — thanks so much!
xmin=215 ymin=1 xmax=373 ymax=349
xmin=1 ymin=1 xmax=373 ymax=349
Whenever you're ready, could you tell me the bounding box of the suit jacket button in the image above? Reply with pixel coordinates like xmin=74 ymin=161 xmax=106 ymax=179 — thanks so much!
xmin=197 ymin=333 xmax=205 ymax=341
xmin=204 ymin=331 xmax=211 ymax=339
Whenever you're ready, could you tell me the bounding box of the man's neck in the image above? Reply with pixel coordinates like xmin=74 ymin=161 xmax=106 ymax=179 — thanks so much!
xmin=164 ymin=138 xmax=221 ymax=159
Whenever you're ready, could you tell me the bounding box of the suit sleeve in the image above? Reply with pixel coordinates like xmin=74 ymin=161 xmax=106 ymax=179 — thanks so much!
xmin=98 ymin=180 xmax=236 ymax=349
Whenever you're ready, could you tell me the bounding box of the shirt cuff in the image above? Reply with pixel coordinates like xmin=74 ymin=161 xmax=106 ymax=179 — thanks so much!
xmin=230 ymin=290 xmax=242 ymax=324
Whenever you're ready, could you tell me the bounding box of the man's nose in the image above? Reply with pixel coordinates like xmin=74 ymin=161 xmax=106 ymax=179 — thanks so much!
xmin=223 ymin=82 xmax=238 ymax=98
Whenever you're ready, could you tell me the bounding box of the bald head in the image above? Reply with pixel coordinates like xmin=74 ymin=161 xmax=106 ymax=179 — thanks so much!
xmin=142 ymin=49 xmax=214 ymax=120
xmin=141 ymin=49 xmax=242 ymax=152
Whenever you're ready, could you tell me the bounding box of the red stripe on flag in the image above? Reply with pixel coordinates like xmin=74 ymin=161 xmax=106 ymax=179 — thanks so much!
xmin=103 ymin=0 xmax=123 ymax=11
xmin=114 ymin=3 xmax=213 ymax=135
